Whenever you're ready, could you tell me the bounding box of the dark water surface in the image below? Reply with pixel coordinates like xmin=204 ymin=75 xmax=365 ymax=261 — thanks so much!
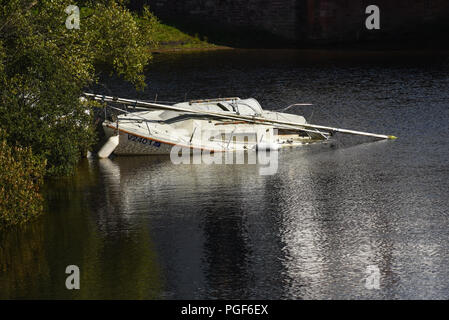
xmin=1 ymin=50 xmax=449 ymax=299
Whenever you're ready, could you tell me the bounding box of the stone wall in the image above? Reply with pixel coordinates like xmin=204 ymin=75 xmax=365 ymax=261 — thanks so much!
xmin=133 ymin=0 xmax=449 ymax=45
xmin=305 ymin=0 xmax=449 ymax=43
xmin=135 ymin=0 xmax=300 ymax=41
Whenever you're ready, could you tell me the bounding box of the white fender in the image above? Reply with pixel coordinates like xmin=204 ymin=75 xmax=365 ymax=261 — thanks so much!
xmin=98 ymin=135 xmax=119 ymax=158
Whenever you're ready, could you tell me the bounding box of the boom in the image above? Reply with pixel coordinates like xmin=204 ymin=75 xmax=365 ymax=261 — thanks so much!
xmin=83 ymin=93 xmax=397 ymax=140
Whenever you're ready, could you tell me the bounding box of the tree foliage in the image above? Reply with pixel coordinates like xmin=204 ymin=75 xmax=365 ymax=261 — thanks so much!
xmin=0 ymin=130 xmax=46 ymax=227
xmin=0 ymin=0 xmax=156 ymax=175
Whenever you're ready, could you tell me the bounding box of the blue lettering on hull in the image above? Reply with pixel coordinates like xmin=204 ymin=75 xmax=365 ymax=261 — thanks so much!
xmin=127 ymin=133 xmax=160 ymax=148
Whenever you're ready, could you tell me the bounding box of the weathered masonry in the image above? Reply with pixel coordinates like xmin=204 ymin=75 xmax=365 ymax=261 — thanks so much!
xmin=132 ymin=0 xmax=449 ymax=45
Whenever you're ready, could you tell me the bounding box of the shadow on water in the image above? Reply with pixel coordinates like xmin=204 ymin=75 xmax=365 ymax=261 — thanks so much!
xmin=0 ymin=160 xmax=163 ymax=299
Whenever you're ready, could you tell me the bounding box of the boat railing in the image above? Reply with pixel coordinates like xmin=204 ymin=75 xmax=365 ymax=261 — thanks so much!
xmin=188 ymin=97 xmax=240 ymax=105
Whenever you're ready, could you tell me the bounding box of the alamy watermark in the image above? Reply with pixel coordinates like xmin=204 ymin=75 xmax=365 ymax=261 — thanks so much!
xmin=65 ymin=265 xmax=80 ymax=290
xmin=65 ymin=5 xmax=80 ymax=30
xmin=365 ymin=265 xmax=380 ymax=290
xmin=169 ymin=124 xmax=279 ymax=176
xmin=365 ymin=5 xmax=380 ymax=30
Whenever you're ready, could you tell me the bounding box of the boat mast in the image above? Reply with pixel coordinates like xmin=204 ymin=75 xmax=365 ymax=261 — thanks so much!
xmin=83 ymin=93 xmax=397 ymax=140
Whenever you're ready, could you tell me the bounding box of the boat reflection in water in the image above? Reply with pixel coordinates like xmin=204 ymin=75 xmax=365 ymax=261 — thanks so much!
xmin=93 ymin=139 xmax=425 ymax=299
xmin=1 ymin=136 xmax=447 ymax=299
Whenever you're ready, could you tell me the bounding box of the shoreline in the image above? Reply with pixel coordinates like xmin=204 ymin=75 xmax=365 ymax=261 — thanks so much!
xmin=150 ymin=46 xmax=449 ymax=55
xmin=150 ymin=45 xmax=233 ymax=53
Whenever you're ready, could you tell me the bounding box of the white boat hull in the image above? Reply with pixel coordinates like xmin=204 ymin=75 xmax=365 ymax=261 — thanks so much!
xmin=103 ymin=124 xmax=319 ymax=156
xmin=100 ymin=97 xmax=324 ymax=157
